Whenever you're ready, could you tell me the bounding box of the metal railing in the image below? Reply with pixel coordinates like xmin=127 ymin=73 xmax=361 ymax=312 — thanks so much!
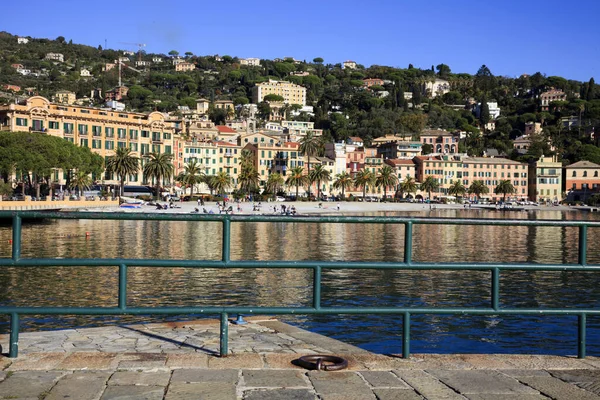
xmin=1 ymin=211 xmax=599 ymax=359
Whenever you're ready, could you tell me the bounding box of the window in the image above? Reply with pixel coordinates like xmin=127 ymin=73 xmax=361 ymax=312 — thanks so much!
xmin=78 ymin=124 xmax=88 ymax=135
xmin=572 ymin=171 xmax=577 ymax=177
xmin=92 ymin=139 xmax=102 ymax=149
xmin=595 ymin=171 xmax=599 ymax=177
xmin=141 ymin=130 xmax=149 ymax=138
xmin=80 ymin=138 xmax=88 ymax=147
xmin=165 ymin=146 xmax=172 ymax=154
xmin=16 ymin=118 xmax=28 ymax=127
xmin=583 ymin=171 xmax=588 ymax=177
xmin=48 ymin=121 xmax=59 ymax=129
xmin=130 ymin=143 xmax=138 ymax=151
xmin=64 ymin=123 xmax=74 ymax=134
xmin=129 ymin=129 xmax=138 ymax=140
xmin=118 ymin=128 xmax=126 ymax=139
xmin=105 ymin=141 xmax=114 ymax=150
xmin=92 ymin=126 xmax=101 ymax=136
xmin=105 ymin=127 xmax=114 ymax=137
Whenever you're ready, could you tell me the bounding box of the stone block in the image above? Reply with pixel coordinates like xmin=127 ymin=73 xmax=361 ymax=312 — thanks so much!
xmin=427 ymin=370 xmax=539 ymax=395
xmin=108 ymin=371 xmax=171 ymax=386
xmin=7 ymin=352 xmax=67 ymax=371
xmin=46 ymin=371 xmax=112 ymax=400
xmin=360 ymin=371 xmax=410 ymax=388
xmin=165 ymin=382 xmax=236 ymax=400
xmin=308 ymin=371 xmax=376 ymax=400
xmin=171 ymin=369 xmax=238 ymax=383
xmin=166 ymin=353 xmax=209 ymax=368
xmin=393 ymin=370 xmax=466 ymax=400
xmin=244 ymin=388 xmax=316 ymax=400
xmin=100 ymin=385 xmax=166 ymax=400
xmin=0 ymin=371 xmax=66 ymax=398
xmin=242 ymin=369 xmax=308 ymax=388
xmin=208 ymin=353 xmax=263 ymax=369
xmin=518 ymin=376 xmax=600 ymax=399
xmin=373 ymin=388 xmax=424 ymax=400
xmin=57 ymin=352 xmax=118 ymax=370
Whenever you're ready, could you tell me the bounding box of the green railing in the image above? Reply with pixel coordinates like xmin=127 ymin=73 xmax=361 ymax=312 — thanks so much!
xmin=1 ymin=211 xmax=599 ymax=359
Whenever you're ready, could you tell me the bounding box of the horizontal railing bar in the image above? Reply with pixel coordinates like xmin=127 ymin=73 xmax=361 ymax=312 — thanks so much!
xmin=0 ymin=258 xmax=598 ymax=271
xmin=1 ymin=211 xmax=600 ymax=228
xmin=0 ymin=307 xmax=598 ymax=315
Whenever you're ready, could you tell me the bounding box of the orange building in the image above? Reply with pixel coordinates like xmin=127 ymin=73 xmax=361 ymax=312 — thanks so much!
xmin=565 ymin=161 xmax=600 ymax=202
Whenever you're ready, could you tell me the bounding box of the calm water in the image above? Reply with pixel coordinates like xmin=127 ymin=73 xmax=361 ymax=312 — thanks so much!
xmin=0 ymin=208 xmax=599 ymax=356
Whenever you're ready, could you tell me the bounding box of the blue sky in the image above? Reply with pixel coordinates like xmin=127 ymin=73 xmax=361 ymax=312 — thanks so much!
xmin=3 ymin=0 xmax=599 ymax=81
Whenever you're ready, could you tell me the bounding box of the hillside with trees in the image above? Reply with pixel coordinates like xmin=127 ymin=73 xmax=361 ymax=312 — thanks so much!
xmin=1 ymin=31 xmax=599 ymax=165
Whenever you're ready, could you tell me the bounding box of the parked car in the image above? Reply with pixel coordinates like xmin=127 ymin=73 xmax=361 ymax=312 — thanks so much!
xmin=275 ymin=196 xmax=285 ymax=202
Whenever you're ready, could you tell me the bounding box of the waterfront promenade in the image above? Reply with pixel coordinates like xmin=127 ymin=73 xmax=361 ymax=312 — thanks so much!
xmin=1 ymin=318 xmax=599 ymax=399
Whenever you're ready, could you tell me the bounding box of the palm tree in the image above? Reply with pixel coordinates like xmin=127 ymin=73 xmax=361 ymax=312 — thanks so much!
xmin=333 ymin=171 xmax=353 ymax=199
xmin=399 ymin=176 xmax=418 ymax=199
xmin=69 ymin=171 xmax=92 ymax=197
xmin=212 ymin=171 xmax=231 ymax=196
xmin=143 ymin=152 xmax=174 ymax=200
xmin=181 ymin=159 xmax=204 ymax=195
xmin=265 ymin=172 xmax=285 ymax=199
xmin=468 ymin=180 xmax=489 ymax=202
xmin=238 ymin=165 xmax=260 ymax=196
xmin=309 ymin=164 xmax=331 ymax=200
xmin=420 ymin=176 xmax=440 ymax=202
xmin=353 ymin=169 xmax=375 ymax=201
xmin=105 ymin=147 xmax=139 ymax=197
xmin=286 ymin=166 xmax=306 ymax=199
xmin=299 ymin=131 xmax=321 ymax=200
xmin=375 ymin=165 xmax=398 ymax=202
xmin=448 ymin=180 xmax=467 ymax=201
xmin=494 ymin=179 xmax=516 ymax=203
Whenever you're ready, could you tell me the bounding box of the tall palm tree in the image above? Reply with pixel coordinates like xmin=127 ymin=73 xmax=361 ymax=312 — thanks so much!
xmin=143 ymin=152 xmax=174 ymax=200
xmin=420 ymin=176 xmax=440 ymax=202
xmin=375 ymin=165 xmax=398 ymax=202
xmin=238 ymin=165 xmax=260 ymax=196
xmin=494 ymin=179 xmax=516 ymax=203
xmin=105 ymin=147 xmax=138 ymax=197
xmin=448 ymin=180 xmax=467 ymax=200
xmin=468 ymin=180 xmax=489 ymax=202
xmin=399 ymin=176 xmax=418 ymax=199
xmin=333 ymin=171 xmax=353 ymax=199
xmin=353 ymin=169 xmax=375 ymax=201
xmin=309 ymin=164 xmax=331 ymax=200
xmin=212 ymin=171 xmax=231 ymax=196
xmin=69 ymin=171 xmax=92 ymax=197
xmin=286 ymin=166 xmax=306 ymax=199
xmin=299 ymin=131 xmax=321 ymax=200
xmin=181 ymin=159 xmax=204 ymax=195
xmin=265 ymin=172 xmax=285 ymax=199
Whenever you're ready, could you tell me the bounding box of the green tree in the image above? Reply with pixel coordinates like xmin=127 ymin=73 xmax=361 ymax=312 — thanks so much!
xmin=448 ymin=180 xmax=467 ymax=200
xmin=375 ymin=165 xmax=398 ymax=201
xmin=333 ymin=171 xmax=353 ymax=199
xmin=286 ymin=166 xmax=306 ymax=199
xmin=105 ymin=147 xmax=139 ymax=197
xmin=479 ymin=97 xmax=490 ymax=127
xmin=69 ymin=171 xmax=92 ymax=196
xmin=143 ymin=152 xmax=174 ymax=200
xmin=263 ymin=94 xmax=285 ymax=102
xmin=265 ymin=172 xmax=285 ymax=199
xmin=309 ymin=164 xmax=331 ymax=200
xmin=299 ymin=131 xmax=321 ymax=200
xmin=436 ymin=63 xmax=451 ymax=79
xmin=181 ymin=159 xmax=204 ymax=195
xmin=494 ymin=179 xmax=516 ymax=203
xmin=353 ymin=169 xmax=375 ymax=201
xmin=399 ymin=176 xmax=417 ymax=199
xmin=468 ymin=180 xmax=489 ymax=202
xmin=420 ymin=176 xmax=440 ymax=202
xmin=587 ymin=77 xmax=595 ymax=101
xmin=211 ymin=171 xmax=231 ymax=196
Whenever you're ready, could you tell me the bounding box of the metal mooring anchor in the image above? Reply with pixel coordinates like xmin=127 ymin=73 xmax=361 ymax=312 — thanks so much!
xmin=297 ymin=355 xmax=348 ymax=371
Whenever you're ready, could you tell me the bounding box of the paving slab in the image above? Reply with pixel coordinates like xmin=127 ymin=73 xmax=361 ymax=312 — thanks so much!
xmin=100 ymin=385 xmax=166 ymax=400
xmin=360 ymin=370 xmax=411 ymax=388
xmin=515 ymin=376 xmax=600 ymax=400
xmin=6 ymin=352 xmax=67 ymax=371
xmin=171 ymin=368 xmax=238 ymax=383
xmin=117 ymin=352 xmax=167 ymax=369
xmin=308 ymin=371 xmax=376 ymax=400
xmin=393 ymin=370 xmax=467 ymax=400
xmin=165 ymin=382 xmax=236 ymax=400
xmin=57 ymin=352 xmax=118 ymax=370
xmin=0 ymin=371 xmax=66 ymax=399
xmin=107 ymin=370 xmax=171 ymax=386
xmin=0 ymin=372 xmax=5 ymax=383
xmin=500 ymin=369 xmax=551 ymax=377
xmin=45 ymin=371 xmax=112 ymax=400
xmin=208 ymin=353 xmax=263 ymax=369
xmin=549 ymin=369 xmax=600 ymax=383
xmin=466 ymin=395 xmax=549 ymax=400
xmin=243 ymin=388 xmax=316 ymax=400
xmin=373 ymin=388 xmax=424 ymax=400
xmin=165 ymin=353 xmax=209 ymax=368
xmin=242 ymin=369 xmax=308 ymax=387
xmin=428 ymin=369 xmax=539 ymax=395
xmin=0 ymin=357 xmax=10 ymax=371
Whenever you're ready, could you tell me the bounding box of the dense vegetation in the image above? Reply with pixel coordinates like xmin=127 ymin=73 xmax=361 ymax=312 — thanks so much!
xmin=1 ymin=32 xmax=599 ymax=165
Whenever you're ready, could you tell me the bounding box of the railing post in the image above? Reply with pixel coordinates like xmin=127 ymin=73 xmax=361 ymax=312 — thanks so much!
xmin=578 ymin=314 xmax=587 ymax=359
xmin=402 ymin=312 xmax=411 ymax=359
xmin=404 ymin=221 xmax=413 ymax=264
xmin=313 ymin=266 xmax=321 ymax=310
xmin=12 ymin=215 xmax=22 ymax=261
xmin=118 ymin=264 xmax=128 ymax=310
xmin=578 ymin=225 xmax=588 ymax=266
xmin=491 ymin=268 xmax=500 ymax=310
xmin=220 ymin=312 xmax=229 ymax=357
xmin=222 ymin=217 xmax=231 ymax=263
xmin=9 ymin=313 xmax=19 ymax=358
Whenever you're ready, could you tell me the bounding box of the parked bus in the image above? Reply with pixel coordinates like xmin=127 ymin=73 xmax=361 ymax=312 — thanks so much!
xmin=122 ymin=185 xmax=154 ymax=198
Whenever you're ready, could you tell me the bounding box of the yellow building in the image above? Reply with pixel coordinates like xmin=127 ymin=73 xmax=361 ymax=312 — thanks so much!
xmin=529 ymin=155 xmax=562 ymax=203
xmin=54 ymin=90 xmax=76 ymax=105
xmin=0 ymin=96 xmax=176 ymax=186
xmin=252 ymin=80 xmax=307 ymax=106
xmin=175 ymin=62 xmax=195 ymax=72
xmin=182 ymin=140 xmax=241 ymax=189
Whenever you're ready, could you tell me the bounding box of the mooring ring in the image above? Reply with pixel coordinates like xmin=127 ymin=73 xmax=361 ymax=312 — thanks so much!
xmin=297 ymin=355 xmax=348 ymax=371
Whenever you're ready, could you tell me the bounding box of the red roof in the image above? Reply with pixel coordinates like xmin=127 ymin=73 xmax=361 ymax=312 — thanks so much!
xmin=213 ymin=140 xmax=237 ymax=147
xmin=386 ymin=159 xmax=416 ymax=166
xmin=216 ymin=126 xmax=237 ymax=133
xmin=284 ymin=142 xmax=299 ymax=148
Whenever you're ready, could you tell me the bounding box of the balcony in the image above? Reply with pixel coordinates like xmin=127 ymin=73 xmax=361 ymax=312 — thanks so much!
xmin=224 ymin=152 xmax=233 ymax=158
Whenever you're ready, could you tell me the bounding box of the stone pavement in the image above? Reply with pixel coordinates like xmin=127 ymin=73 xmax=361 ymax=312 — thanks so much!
xmin=0 ymin=317 xmax=599 ymax=399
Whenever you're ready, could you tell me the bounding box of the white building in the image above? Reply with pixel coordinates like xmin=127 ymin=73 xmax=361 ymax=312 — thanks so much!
xmin=135 ymin=60 xmax=151 ymax=67
xmin=343 ymin=60 xmax=357 ymax=69
xmin=152 ymin=57 xmax=163 ymax=63
xmin=240 ymin=58 xmax=261 ymax=66
xmin=123 ymin=51 xmax=135 ymax=56
xmin=474 ymin=101 xmax=501 ymax=120
xmin=17 ymin=37 xmax=29 ymax=44
xmin=425 ymin=79 xmax=450 ymax=98
xmin=45 ymin=53 xmax=64 ymax=62
xmin=80 ymin=68 xmax=92 ymax=77
xmin=16 ymin=68 xmax=31 ymax=76
xmin=106 ymin=100 xmax=126 ymax=111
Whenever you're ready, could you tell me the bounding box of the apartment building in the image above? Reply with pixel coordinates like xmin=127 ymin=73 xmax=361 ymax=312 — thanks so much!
xmin=265 ymin=120 xmax=323 ymax=140
xmin=420 ymin=129 xmax=459 ymax=154
xmin=377 ymin=141 xmax=422 ymax=159
xmin=528 ymin=155 xmax=562 ymax=203
xmin=540 ymin=89 xmax=567 ymax=111
xmin=385 ymin=159 xmax=416 ymax=181
xmin=55 ymin=90 xmax=76 ymax=105
xmin=240 ymin=58 xmax=260 ymax=66
xmin=45 ymin=53 xmax=64 ymax=62
xmin=252 ymin=80 xmax=307 ymax=106
xmin=175 ymin=62 xmax=195 ymax=72
xmin=0 ymin=96 xmax=176 ymax=186
xmin=565 ymin=160 xmax=600 ymax=202
xmin=182 ymin=140 xmax=241 ymax=187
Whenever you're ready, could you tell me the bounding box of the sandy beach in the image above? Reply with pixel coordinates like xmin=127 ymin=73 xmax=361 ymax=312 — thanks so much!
xmin=84 ymin=199 xmax=579 ymax=216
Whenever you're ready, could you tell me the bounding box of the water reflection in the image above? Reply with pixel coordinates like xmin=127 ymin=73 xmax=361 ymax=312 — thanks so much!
xmin=0 ymin=209 xmax=599 ymax=355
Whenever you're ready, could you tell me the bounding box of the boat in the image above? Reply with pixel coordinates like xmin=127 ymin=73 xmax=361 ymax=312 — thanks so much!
xmin=120 ymin=196 xmax=144 ymax=204
xmin=120 ymin=203 xmax=142 ymax=209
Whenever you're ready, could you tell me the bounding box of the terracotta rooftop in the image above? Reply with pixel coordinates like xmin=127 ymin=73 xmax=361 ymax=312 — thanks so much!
xmin=216 ymin=126 xmax=237 ymax=133
xmin=566 ymin=160 xmax=600 ymax=169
